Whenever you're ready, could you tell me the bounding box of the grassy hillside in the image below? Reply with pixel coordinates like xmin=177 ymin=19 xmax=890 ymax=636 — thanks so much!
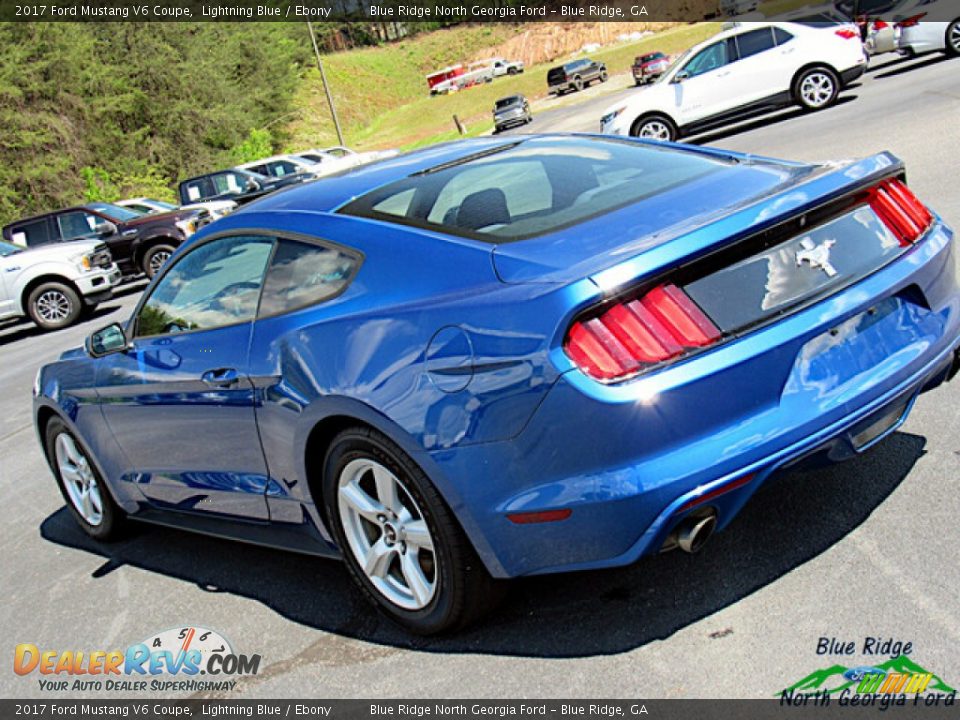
xmin=285 ymin=23 xmax=715 ymax=152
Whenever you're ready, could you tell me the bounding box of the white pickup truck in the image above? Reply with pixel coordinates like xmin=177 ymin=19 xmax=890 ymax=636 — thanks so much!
xmin=0 ymin=237 xmax=121 ymax=331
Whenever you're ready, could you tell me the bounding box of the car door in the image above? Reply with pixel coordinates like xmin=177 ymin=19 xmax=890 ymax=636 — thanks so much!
xmin=95 ymin=234 xmax=276 ymax=520
xmin=244 ymin=236 xmax=363 ymax=523
xmin=727 ymin=26 xmax=788 ymax=106
xmin=671 ymin=38 xmax=740 ymax=125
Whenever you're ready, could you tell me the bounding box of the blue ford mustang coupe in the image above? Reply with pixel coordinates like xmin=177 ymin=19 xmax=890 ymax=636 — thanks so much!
xmin=34 ymin=136 xmax=960 ymax=633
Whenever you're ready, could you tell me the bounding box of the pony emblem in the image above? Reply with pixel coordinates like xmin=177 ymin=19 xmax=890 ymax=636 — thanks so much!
xmin=796 ymin=238 xmax=838 ymax=277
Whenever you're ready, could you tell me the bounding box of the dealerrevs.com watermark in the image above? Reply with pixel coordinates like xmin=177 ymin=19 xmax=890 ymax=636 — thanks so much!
xmin=14 ymin=627 xmax=261 ymax=694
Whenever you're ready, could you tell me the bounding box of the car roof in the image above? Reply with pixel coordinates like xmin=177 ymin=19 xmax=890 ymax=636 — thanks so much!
xmin=237 ymin=155 xmax=310 ymax=168
xmin=230 ymin=137 xmax=525 ymax=216
xmin=3 ymin=205 xmax=108 ymax=228
xmin=179 ymin=167 xmax=265 ymax=185
xmin=229 ymin=134 xmax=742 ymax=225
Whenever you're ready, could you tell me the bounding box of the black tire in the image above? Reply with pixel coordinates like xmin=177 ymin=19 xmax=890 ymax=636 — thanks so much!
xmin=945 ymin=21 xmax=960 ymax=56
xmin=793 ymin=66 xmax=839 ymax=111
xmin=599 ymin=70 xmax=608 ymax=82
xmin=26 ymin=281 xmax=82 ymax=331
xmin=45 ymin=417 xmax=126 ymax=541
xmin=142 ymin=243 xmax=176 ymax=279
xmin=630 ymin=114 xmax=678 ymax=142
xmin=573 ymin=76 xmax=583 ymax=92
xmin=507 ymin=67 xmax=518 ymax=76
xmin=323 ymin=427 xmax=503 ymax=634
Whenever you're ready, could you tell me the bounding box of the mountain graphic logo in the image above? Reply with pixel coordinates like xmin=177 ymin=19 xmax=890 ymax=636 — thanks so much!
xmin=780 ymin=655 xmax=956 ymax=696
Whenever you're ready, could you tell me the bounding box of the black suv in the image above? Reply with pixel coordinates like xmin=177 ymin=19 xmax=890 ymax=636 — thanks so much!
xmin=178 ymin=167 xmax=310 ymax=207
xmin=2 ymin=202 xmax=210 ymax=279
xmin=547 ymin=58 xmax=608 ymax=95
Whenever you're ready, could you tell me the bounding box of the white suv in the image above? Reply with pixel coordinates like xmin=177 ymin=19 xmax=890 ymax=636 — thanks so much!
xmin=0 ymin=238 xmax=120 ymax=331
xmin=600 ymin=22 xmax=867 ymax=142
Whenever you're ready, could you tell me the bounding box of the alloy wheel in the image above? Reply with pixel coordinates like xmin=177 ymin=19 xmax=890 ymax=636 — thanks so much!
xmin=35 ymin=290 xmax=71 ymax=323
xmin=638 ymin=120 xmax=672 ymax=141
xmin=949 ymin=23 xmax=960 ymax=54
xmin=800 ymin=72 xmax=835 ymax=108
xmin=149 ymin=250 xmax=172 ymax=275
xmin=337 ymin=458 xmax=438 ymax=610
xmin=55 ymin=433 xmax=103 ymax=526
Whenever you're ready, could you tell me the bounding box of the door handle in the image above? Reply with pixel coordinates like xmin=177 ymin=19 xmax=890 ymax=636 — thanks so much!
xmin=201 ymin=368 xmax=239 ymax=388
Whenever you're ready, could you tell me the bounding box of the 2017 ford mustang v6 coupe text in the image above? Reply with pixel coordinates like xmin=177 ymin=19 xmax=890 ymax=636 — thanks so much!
xmin=34 ymin=136 xmax=960 ymax=633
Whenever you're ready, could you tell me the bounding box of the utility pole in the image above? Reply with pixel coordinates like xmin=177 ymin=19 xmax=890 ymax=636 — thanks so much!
xmin=307 ymin=21 xmax=345 ymax=146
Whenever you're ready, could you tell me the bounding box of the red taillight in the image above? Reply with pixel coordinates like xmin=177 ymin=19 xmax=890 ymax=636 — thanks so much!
xmin=868 ymin=178 xmax=934 ymax=246
xmin=897 ymin=13 xmax=926 ymax=28
xmin=835 ymin=28 xmax=859 ymax=39
xmin=564 ymin=283 xmax=721 ymax=381
xmin=873 ymin=20 xmax=888 ymax=30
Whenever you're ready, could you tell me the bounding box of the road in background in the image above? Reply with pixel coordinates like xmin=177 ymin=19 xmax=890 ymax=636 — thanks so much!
xmin=1 ymin=53 xmax=958 ymax=699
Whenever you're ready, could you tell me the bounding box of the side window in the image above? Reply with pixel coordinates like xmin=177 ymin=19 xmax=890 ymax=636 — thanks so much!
xmin=57 ymin=212 xmax=100 ymax=241
xmin=684 ymin=41 xmax=732 ymax=78
xmin=268 ymin=160 xmax=298 ymax=176
xmin=258 ymin=239 xmax=359 ymax=317
xmin=245 ymin=164 xmax=269 ymax=176
xmin=373 ymin=188 xmax=417 ymax=218
xmin=735 ymin=28 xmax=776 ymax=59
xmin=774 ymin=27 xmax=794 ymax=45
xmin=135 ymin=235 xmax=274 ymax=337
xmin=10 ymin=218 xmax=53 ymax=247
xmin=428 ymin=161 xmax=553 ymax=230
xmin=212 ymin=172 xmax=249 ymax=195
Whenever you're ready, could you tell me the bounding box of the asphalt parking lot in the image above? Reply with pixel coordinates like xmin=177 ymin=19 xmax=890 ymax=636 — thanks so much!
xmin=2 ymin=52 xmax=959 ymax=699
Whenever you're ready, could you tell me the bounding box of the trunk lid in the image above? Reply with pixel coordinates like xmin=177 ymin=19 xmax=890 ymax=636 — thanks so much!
xmin=492 ymin=152 xmax=905 ymax=287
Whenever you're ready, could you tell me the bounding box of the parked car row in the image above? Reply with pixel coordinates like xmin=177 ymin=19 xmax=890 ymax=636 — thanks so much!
xmin=1 ymin=145 xmax=396 ymax=332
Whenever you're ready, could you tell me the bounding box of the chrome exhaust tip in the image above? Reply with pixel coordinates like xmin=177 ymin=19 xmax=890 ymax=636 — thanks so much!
xmin=676 ymin=511 xmax=717 ymax=554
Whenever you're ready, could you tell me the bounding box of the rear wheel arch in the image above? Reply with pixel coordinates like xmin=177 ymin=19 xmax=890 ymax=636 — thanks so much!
xmin=791 ymin=63 xmax=841 ymax=109
xmin=791 ymin=62 xmax=840 ymax=87
xmin=134 ymin=235 xmax=179 ymax=268
xmin=301 ymin=411 xmax=493 ymax=574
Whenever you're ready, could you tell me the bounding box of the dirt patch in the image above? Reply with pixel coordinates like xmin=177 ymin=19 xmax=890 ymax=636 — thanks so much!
xmin=468 ymin=22 xmax=684 ymax=67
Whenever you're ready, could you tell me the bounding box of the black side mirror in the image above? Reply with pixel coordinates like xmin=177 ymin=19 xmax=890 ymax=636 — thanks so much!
xmin=244 ymin=178 xmax=260 ymax=192
xmin=95 ymin=221 xmax=117 ymax=237
xmin=86 ymin=322 xmax=129 ymax=358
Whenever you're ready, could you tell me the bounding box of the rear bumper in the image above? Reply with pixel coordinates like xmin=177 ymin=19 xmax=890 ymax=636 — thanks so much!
xmin=840 ymin=63 xmax=867 ymax=85
xmin=432 ymin=222 xmax=960 ymax=578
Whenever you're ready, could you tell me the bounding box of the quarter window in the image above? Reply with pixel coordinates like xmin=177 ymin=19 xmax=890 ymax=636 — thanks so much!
xmin=258 ymin=239 xmax=359 ymax=317
xmin=774 ymin=27 xmax=795 ymax=45
xmin=135 ymin=235 xmax=273 ymax=337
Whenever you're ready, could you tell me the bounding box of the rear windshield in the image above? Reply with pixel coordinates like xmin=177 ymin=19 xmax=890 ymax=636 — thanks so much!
xmin=339 ymin=137 xmax=728 ymax=243
xmin=639 ymin=53 xmax=664 ymax=62
xmin=495 ymin=97 xmax=521 ymax=109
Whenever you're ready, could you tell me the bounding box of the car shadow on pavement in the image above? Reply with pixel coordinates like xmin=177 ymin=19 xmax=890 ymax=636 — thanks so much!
xmin=0 ymin=304 xmax=125 ymax=347
xmin=688 ymin=96 xmax=857 ymax=146
xmin=39 ymin=429 xmax=925 ymax=657
xmin=873 ymin=53 xmax=950 ymax=80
